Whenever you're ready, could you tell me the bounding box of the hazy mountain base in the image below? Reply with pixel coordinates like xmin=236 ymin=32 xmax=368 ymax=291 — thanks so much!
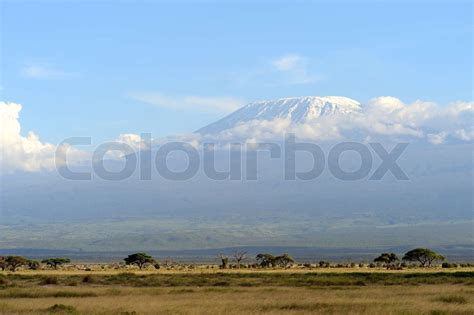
xmin=0 ymin=218 xmax=472 ymax=256
xmin=1 ymin=143 xmax=472 ymax=256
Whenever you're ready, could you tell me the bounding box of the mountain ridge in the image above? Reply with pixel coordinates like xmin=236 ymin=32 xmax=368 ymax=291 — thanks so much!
xmin=197 ymin=96 xmax=361 ymax=135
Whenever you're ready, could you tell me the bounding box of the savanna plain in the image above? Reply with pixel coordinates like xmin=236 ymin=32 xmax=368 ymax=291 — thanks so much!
xmin=0 ymin=268 xmax=473 ymax=315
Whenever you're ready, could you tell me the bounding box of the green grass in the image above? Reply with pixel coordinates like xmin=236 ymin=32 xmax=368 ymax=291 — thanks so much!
xmin=1 ymin=271 xmax=473 ymax=288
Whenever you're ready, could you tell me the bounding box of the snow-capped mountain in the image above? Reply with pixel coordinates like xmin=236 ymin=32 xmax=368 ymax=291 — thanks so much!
xmin=197 ymin=96 xmax=361 ymax=134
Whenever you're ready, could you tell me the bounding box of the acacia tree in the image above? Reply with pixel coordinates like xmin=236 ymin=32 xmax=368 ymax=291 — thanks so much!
xmin=374 ymin=253 xmax=399 ymax=269
xmin=41 ymin=258 xmax=71 ymax=269
xmin=5 ymin=256 xmax=29 ymax=272
xmin=274 ymin=254 xmax=295 ymax=267
xmin=218 ymin=254 xmax=229 ymax=269
xmin=256 ymin=253 xmax=276 ymax=268
xmin=232 ymin=251 xmax=247 ymax=269
xmin=124 ymin=253 xmax=155 ymax=270
xmin=402 ymin=248 xmax=444 ymax=267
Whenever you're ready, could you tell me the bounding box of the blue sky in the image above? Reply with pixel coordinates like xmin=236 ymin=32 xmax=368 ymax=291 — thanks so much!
xmin=1 ymin=0 xmax=472 ymax=144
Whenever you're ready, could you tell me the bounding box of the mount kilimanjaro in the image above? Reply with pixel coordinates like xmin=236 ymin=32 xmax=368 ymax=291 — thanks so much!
xmin=197 ymin=96 xmax=361 ymax=135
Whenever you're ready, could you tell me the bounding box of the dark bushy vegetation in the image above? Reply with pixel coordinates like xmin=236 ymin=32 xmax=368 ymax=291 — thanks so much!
xmin=0 ymin=271 xmax=472 ymax=288
xmin=0 ymin=248 xmax=470 ymax=273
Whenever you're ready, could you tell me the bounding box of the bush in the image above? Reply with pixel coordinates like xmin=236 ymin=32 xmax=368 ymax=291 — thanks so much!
xmin=47 ymin=304 xmax=76 ymax=313
xmin=441 ymin=262 xmax=458 ymax=268
xmin=436 ymin=295 xmax=467 ymax=304
xmin=318 ymin=261 xmax=330 ymax=268
xmin=40 ymin=276 xmax=58 ymax=285
xmin=82 ymin=275 xmax=94 ymax=283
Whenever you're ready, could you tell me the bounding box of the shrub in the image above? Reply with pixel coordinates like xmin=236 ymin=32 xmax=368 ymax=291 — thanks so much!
xmin=82 ymin=275 xmax=94 ymax=283
xmin=28 ymin=260 xmax=40 ymax=270
xmin=436 ymin=295 xmax=467 ymax=304
xmin=47 ymin=304 xmax=77 ymax=313
xmin=318 ymin=261 xmax=330 ymax=268
xmin=40 ymin=276 xmax=58 ymax=285
xmin=441 ymin=262 xmax=458 ymax=268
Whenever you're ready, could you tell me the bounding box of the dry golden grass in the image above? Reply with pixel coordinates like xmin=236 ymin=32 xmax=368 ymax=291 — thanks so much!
xmin=0 ymin=270 xmax=472 ymax=314
xmin=0 ymin=285 xmax=473 ymax=314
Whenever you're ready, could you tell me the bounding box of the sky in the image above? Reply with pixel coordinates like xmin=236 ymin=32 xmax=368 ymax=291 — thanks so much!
xmin=1 ymin=0 xmax=472 ymax=145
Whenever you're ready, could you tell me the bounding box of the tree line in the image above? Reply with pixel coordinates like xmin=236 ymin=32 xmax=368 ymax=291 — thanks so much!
xmin=0 ymin=248 xmax=466 ymax=272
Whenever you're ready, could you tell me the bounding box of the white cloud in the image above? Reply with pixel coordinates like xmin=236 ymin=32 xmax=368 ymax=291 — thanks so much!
xmin=273 ymin=54 xmax=303 ymax=71
xmin=229 ymin=54 xmax=319 ymax=86
xmin=130 ymin=92 xmax=244 ymax=113
xmin=1 ymin=97 xmax=472 ymax=174
xmin=0 ymin=102 xmax=86 ymax=173
xmin=271 ymin=54 xmax=318 ymax=84
xmin=427 ymin=132 xmax=448 ymax=145
xmin=21 ymin=64 xmax=75 ymax=79
xmin=208 ymin=97 xmax=474 ymax=143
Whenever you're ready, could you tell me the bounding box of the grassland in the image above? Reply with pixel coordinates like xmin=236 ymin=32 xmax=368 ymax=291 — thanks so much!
xmin=0 ymin=269 xmax=473 ymax=314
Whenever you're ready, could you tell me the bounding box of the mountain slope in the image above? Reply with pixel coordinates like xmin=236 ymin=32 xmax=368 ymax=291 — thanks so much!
xmin=197 ymin=96 xmax=361 ymax=134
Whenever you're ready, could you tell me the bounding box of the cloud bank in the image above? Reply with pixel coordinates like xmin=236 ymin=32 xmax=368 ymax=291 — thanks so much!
xmin=1 ymin=97 xmax=472 ymax=173
xmin=0 ymin=102 xmax=86 ymax=173
xmin=211 ymin=97 xmax=474 ymax=144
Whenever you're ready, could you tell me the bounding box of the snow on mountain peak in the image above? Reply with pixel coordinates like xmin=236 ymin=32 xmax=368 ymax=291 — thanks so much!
xmin=197 ymin=96 xmax=361 ymax=135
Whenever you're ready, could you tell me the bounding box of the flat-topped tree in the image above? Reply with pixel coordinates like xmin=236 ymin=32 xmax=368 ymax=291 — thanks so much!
xmin=124 ymin=253 xmax=155 ymax=270
xmin=374 ymin=253 xmax=399 ymax=269
xmin=5 ymin=256 xmax=29 ymax=272
xmin=402 ymin=248 xmax=445 ymax=267
xmin=42 ymin=258 xmax=71 ymax=269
